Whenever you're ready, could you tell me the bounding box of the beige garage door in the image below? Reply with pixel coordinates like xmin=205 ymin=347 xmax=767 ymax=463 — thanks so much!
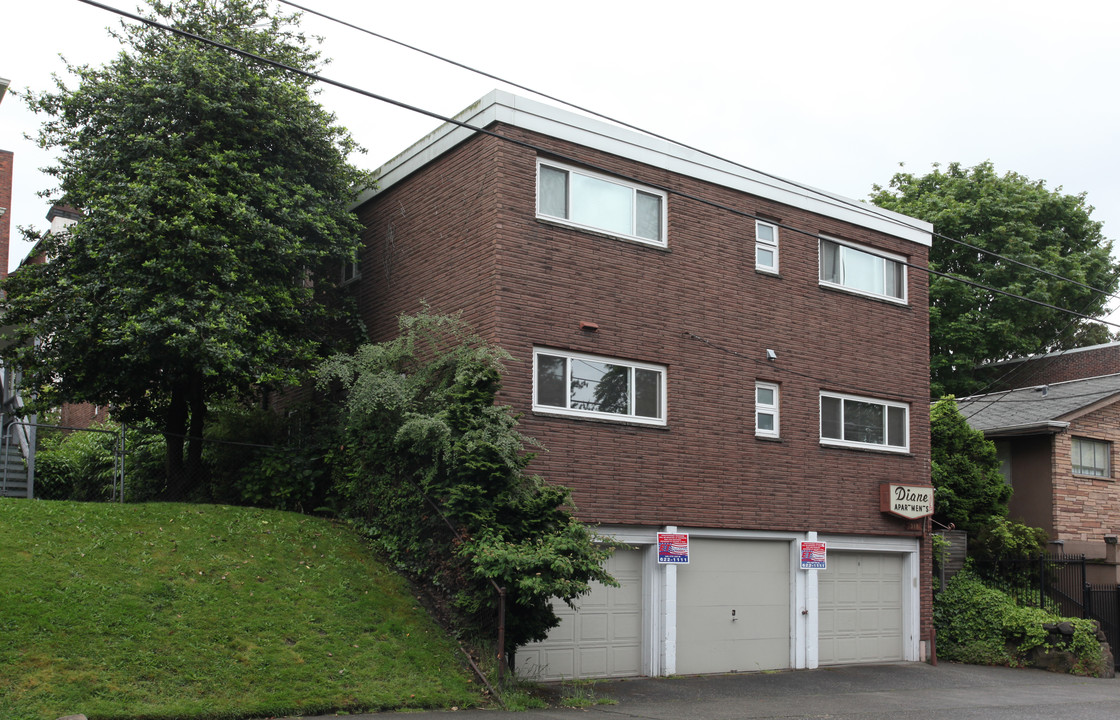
xmin=676 ymin=539 xmax=791 ymax=674
xmin=515 ymin=548 xmax=643 ymax=681
xmin=818 ymin=552 xmax=904 ymax=664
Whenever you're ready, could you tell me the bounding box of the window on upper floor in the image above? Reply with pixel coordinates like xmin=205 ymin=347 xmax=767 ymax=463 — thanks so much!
xmin=537 ymin=160 xmax=666 ymax=247
xmin=755 ymin=381 xmax=780 ymax=437
xmin=341 ymin=258 xmax=360 ymax=284
xmin=1072 ymin=436 xmax=1110 ymax=478
xmin=819 ymin=237 xmax=906 ymax=303
xmin=820 ymin=391 xmax=909 ymax=452
xmin=533 ymin=348 xmax=666 ymax=425
xmin=755 ymin=220 xmax=778 ymax=273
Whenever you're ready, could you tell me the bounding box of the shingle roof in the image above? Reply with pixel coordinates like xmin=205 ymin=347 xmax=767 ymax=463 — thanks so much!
xmin=955 ymin=373 xmax=1120 ymax=435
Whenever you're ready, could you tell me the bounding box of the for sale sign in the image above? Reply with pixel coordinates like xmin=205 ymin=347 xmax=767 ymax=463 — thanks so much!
xmin=800 ymin=541 xmax=827 ymax=570
xmin=657 ymin=532 xmax=690 ymax=564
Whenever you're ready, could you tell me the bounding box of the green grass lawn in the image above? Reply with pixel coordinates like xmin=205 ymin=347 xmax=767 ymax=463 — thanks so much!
xmin=0 ymin=499 xmax=485 ymax=720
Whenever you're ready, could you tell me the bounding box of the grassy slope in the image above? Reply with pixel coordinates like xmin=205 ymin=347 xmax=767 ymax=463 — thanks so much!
xmin=0 ymin=499 xmax=483 ymax=720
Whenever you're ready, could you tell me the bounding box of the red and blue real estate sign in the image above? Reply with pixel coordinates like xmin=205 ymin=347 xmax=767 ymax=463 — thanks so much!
xmin=800 ymin=541 xmax=827 ymax=570
xmin=657 ymin=532 xmax=690 ymax=564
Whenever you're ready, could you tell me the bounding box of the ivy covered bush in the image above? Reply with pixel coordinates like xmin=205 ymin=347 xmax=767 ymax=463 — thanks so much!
xmin=935 ymin=568 xmax=1107 ymax=676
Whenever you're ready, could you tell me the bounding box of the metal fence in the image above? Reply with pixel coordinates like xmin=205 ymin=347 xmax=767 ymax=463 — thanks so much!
xmin=973 ymin=553 xmax=1119 ymax=668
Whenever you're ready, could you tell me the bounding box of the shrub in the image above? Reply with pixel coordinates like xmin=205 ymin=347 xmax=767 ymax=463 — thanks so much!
xmin=318 ymin=310 xmax=617 ymax=652
xmin=970 ymin=518 xmax=1049 ymax=560
xmin=34 ymin=422 xmax=165 ymax=502
xmin=200 ymin=405 xmax=331 ymax=512
xmin=934 ymin=567 xmax=1106 ymax=675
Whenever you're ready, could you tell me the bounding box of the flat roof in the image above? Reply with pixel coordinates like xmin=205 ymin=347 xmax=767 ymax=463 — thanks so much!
xmin=354 ymin=90 xmax=933 ymax=247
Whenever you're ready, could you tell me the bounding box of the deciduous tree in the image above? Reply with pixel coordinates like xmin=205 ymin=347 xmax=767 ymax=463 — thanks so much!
xmin=2 ymin=0 xmax=369 ymax=495
xmin=871 ymin=162 xmax=1117 ymax=397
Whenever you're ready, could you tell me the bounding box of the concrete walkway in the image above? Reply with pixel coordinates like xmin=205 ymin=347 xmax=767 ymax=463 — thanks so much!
xmin=288 ymin=662 xmax=1120 ymax=720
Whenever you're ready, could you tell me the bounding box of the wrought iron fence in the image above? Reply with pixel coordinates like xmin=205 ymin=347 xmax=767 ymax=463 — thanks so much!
xmin=973 ymin=553 xmax=1119 ymax=668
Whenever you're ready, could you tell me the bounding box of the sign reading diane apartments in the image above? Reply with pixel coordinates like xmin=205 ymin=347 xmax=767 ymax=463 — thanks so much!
xmin=879 ymin=483 xmax=934 ymax=520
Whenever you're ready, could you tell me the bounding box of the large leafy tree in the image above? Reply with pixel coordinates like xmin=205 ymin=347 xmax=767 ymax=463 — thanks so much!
xmin=871 ymin=161 xmax=1117 ymax=397
xmin=319 ymin=311 xmax=616 ymax=652
xmin=2 ymin=0 xmax=369 ymax=494
xmin=929 ymin=397 xmax=1010 ymax=533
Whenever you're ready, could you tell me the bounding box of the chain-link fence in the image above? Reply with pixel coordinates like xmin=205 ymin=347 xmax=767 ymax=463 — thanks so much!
xmin=14 ymin=418 xmax=328 ymax=508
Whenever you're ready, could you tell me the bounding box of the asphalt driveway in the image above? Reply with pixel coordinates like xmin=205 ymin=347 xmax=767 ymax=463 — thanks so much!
xmin=288 ymin=662 xmax=1120 ymax=720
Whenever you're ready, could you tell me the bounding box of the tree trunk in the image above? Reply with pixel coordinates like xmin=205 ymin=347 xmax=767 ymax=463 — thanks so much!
xmin=186 ymin=372 xmax=206 ymax=493
xmin=163 ymin=382 xmax=188 ymax=500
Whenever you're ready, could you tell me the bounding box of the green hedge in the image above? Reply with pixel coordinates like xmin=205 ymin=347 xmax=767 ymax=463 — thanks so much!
xmin=934 ymin=568 xmax=1106 ymax=675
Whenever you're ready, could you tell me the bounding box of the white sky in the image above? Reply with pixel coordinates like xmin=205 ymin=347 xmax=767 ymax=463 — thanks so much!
xmin=2 ymin=0 xmax=1119 ymax=314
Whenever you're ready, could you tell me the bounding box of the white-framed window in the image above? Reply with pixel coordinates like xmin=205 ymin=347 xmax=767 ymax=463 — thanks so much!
xmin=341 ymin=259 xmax=360 ymax=284
xmin=1072 ymin=437 xmax=1110 ymax=478
xmin=819 ymin=237 xmax=906 ymax=303
xmin=755 ymin=381 xmax=779 ymax=437
xmin=755 ymin=220 xmax=778 ymax=273
xmin=820 ymin=391 xmax=909 ymax=452
xmin=537 ymin=160 xmax=666 ymax=247
xmin=533 ymin=348 xmax=666 ymax=425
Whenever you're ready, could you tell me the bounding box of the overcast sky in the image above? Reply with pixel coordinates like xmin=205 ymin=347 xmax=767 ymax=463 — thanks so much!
xmin=2 ymin=0 xmax=1118 ymax=307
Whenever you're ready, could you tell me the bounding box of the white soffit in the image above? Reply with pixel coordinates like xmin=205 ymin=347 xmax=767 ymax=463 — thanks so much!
xmin=354 ymin=90 xmax=933 ymax=248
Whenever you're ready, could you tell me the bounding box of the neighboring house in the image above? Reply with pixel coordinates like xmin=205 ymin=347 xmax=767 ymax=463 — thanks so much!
xmin=960 ymin=343 xmax=1120 ymax=581
xmin=978 ymin=341 xmax=1120 ymax=392
xmin=349 ymin=90 xmax=935 ymax=680
xmin=0 ymin=202 xmax=97 ymax=497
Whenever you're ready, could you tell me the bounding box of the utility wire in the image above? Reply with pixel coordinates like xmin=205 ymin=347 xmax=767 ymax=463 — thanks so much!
xmin=277 ymin=0 xmax=1120 ymax=415
xmin=73 ymin=0 xmax=1120 ymax=339
xmin=278 ymin=0 xmax=1120 ymax=307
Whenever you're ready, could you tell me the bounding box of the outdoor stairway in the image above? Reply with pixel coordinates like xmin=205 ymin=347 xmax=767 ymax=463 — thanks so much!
xmin=0 ymin=444 xmax=29 ymax=498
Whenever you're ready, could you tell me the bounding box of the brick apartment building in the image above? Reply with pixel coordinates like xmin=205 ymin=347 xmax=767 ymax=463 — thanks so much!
xmin=350 ymin=91 xmax=935 ymax=679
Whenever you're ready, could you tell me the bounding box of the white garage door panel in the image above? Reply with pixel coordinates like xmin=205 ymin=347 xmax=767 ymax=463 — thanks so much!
xmin=516 ymin=548 xmax=643 ymax=681
xmin=676 ymin=539 xmax=791 ymax=675
xmin=819 ymin=552 xmax=903 ymax=665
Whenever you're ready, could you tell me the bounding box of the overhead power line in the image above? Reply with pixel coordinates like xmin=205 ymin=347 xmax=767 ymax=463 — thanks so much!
xmin=277 ymin=0 xmax=1119 ymax=308
xmin=74 ymin=0 xmax=1120 ymax=341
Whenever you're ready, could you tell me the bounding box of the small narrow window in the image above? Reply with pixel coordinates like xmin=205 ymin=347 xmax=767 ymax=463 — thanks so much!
xmin=756 ymin=382 xmax=779 ymax=437
xmin=341 ymin=259 xmax=360 ymax=284
xmin=755 ymin=221 xmax=778 ymax=273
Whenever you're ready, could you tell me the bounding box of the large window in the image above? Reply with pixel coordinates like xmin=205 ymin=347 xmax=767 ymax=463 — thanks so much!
xmin=820 ymin=391 xmax=908 ymax=451
xmin=534 ymin=348 xmax=666 ymax=425
xmin=1072 ymin=437 xmax=1110 ymax=477
xmin=819 ymin=237 xmax=906 ymax=303
xmin=756 ymin=381 xmax=779 ymax=437
xmin=537 ymin=160 xmax=666 ymax=247
xmin=756 ymin=220 xmax=778 ymax=273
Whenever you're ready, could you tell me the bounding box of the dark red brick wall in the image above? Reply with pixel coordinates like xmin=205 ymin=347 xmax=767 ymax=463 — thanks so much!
xmin=0 ymin=150 xmax=12 ymax=279
xmin=983 ymin=345 xmax=1120 ymax=391
xmin=355 ymin=125 xmax=931 ymax=537
xmin=355 ymin=124 xmax=931 ymax=540
xmin=59 ymin=402 xmax=111 ymax=430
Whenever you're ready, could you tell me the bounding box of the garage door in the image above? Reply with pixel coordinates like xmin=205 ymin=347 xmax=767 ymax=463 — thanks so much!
xmin=676 ymin=539 xmax=791 ymax=674
xmin=515 ymin=548 xmax=643 ymax=681
xmin=818 ymin=552 xmax=903 ymax=664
